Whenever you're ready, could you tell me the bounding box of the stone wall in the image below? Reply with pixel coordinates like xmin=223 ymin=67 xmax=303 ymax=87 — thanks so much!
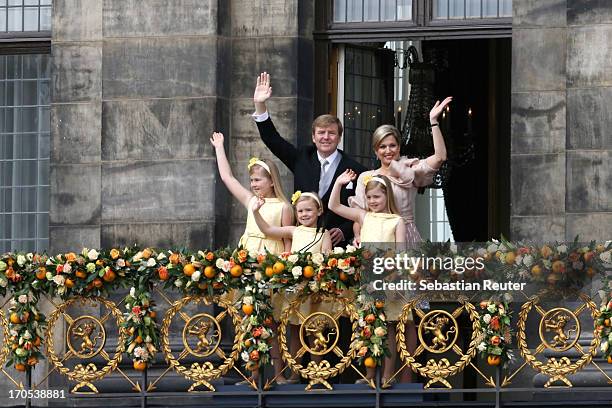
xmin=511 ymin=0 xmax=612 ymax=241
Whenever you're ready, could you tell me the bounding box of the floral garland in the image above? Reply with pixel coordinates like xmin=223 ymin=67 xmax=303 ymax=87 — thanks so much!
xmin=595 ymin=297 xmax=612 ymax=363
xmin=477 ymin=300 xmax=513 ymax=367
xmin=0 ymin=241 xmax=610 ymax=373
xmin=353 ymin=294 xmax=389 ymax=368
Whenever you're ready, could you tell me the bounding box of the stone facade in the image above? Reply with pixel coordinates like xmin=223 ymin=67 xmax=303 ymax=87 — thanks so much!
xmin=511 ymin=0 xmax=612 ymax=242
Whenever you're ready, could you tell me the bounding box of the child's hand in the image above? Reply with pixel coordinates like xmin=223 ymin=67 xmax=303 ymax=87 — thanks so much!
xmin=251 ymin=196 xmax=265 ymax=212
xmin=336 ymin=169 xmax=357 ymax=185
xmin=210 ymin=132 xmax=224 ymax=148
xmin=254 ymin=72 xmax=272 ymax=103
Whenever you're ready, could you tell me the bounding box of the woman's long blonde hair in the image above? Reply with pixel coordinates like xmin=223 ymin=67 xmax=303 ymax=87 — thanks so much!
xmin=365 ymin=175 xmax=400 ymax=215
xmin=249 ymin=159 xmax=290 ymax=205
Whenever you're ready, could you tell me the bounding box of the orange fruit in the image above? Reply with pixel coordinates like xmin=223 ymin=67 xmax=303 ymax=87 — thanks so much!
xmin=375 ymin=300 xmax=385 ymax=309
xmin=133 ymin=361 xmax=147 ymax=371
xmin=552 ymin=260 xmax=565 ymax=274
xmin=531 ymin=265 xmax=542 ymax=276
xmin=605 ymin=319 xmax=611 ymax=327
xmin=487 ymin=355 xmax=501 ymax=366
xmin=149 ymin=311 xmax=157 ymax=319
xmin=93 ymin=278 xmax=103 ymax=288
xmin=142 ymin=248 xmax=152 ymax=259
xmin=365 ymin=314 xmax=376 ymax=324
xmin=303 ymin=266 xmax=315 ymax=279
xmin=9 ymin=313 xmax=21 ymax=324
xmin=242 ymin=304 xmax=254 ymax=315
xmin=102 ymin=269 xmax=116 ymax=282
xmin=27 ymin=356 xmax=38 ymax=366
xmin=158 ymin=266 xmax=169 ymax=281
xmin=183 ymin=264 xmax=196 ymax=276
xmin=339 ymin=272 xmax=348 ymax=282
xmin=364 ymin=356 xmax=376 ymax=368
xmin=265 ymin=267 xmax=275 ymax=278
xmin=198 ymin=282 xmax=208 ymax=290
xmin=272 ymin=262 xmax=285 ymax=274
xmin=230 ymin=265 xmax=243 ymax=278
xmin=204 ymin=266 xmax=216 ymax=279
xmin=21 ymin=312 xmax=29 ymax=323
xmin=586 ymin=267 xmax=596 ymax=277
xmin=169 ymin=253 xmax=180 ymax=265
xmin=135 ymin=335 xmax=143 ymax=344
xmin=505 ymin=252 xmax=516 ymax=265
xmin=32 ymin=337 xmax=41 ymax=347
xmin=65 ymin=278 xmax=75 ymax=288
xmin=245 ymin=339 xmax=253 ymax=347
xmin=15 ymin=363 xmax=26 ymax=372
xmin=75 ymin=270 xmax=87 ymax=279
xmin=36 ymin=267 xmax=47 ymax=280
xmin=608 ymin=355 xmax=612 ymax=364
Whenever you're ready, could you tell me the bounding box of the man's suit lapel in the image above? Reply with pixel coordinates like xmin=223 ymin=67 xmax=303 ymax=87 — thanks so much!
xmin=308 ymin=148 xmax=321 ymax=192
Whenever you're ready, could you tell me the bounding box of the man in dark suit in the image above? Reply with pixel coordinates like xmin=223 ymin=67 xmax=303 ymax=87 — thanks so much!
xmin=252 ymin=72 xmax=367 ymax=247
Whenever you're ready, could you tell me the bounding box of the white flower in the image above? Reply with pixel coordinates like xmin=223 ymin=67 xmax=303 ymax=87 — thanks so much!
xmin=254 ymin=271 xmax=262 ymax=281
xmin=9 ymin=299 xmax=16 ymax=307
xmin=601 ymin=341 xmax=609 ymax=353
xmin=372 ymin=344 xmax=381 ymax=356
xmin=157 ymin=252 xmax=166 ymax=260
xmin=374 ymin=327 xmax=386 ymax=337
xmin=0 ymin=277 xmax=7 ymax=288
xmin=17 ymin=254 xmax=26 ymax=266
xmin=243 ymin=296 xmax=253 ymax=305
xmin=130 ymin=287 xmax=136 ymax=297
xmin=260 ymin=329 xmax=270 ymax=340
xmin=346 ymin=245 xmax=356 ymax=253
xmin=134 ymin=347 xmax=149 ymax=360
xmin=333 ymin=247 xmax=345 ymax=254
xmin=63 ymin=263 xmax=72 ymax=274
xmin=222 ymin=261 xmax=231 ymax=272
xmin=312 ymin=253 xmax=324 ymax=265
xmin=600 ymin=251 xmax=611 ymax=264
xmin=378 ymin=314 xmax=386 ymax=322
xmin=498 ymin=306 xmax=506 ymax=316
xmin=53 ymin=275 xmax=65 ymax=286
xmin=308 ymin=280 xmax=319 ymax=292
xmin=450 ymin=244 xmax=458 ymax=254
xmin=482 ymin=314 xmax=492 ymax=324
xmin=87 ymin=249 xmax=99 ymax=260
xmin=487 ymin=243 xmax=498 ymax=253
xmin=487 ymin=304 xmax=497 ymax=313
xmin=174 ymin=280 xmax=183 ymax=287
xmin=557 ymin=245 xmax=567 ymax=254
xmin=26 ymin=253 xmax=33 ymax=261
xmin=22 ymin=331 xmax=31 ymax=340
xmin=45 ymin=259 xmax=52 ymax=265
xmin=244 ymin=285 xmax=253 ymax=293
xmin=515 ymin=255 xmax=522 ymax=266
xmin=292 ymin=266 xmax=302 ymax=278
xmin=9 ymin=329 xmax=18 ymax=337
xmin=477 ymin=248 xmax=487 ymax=257
xmin=477 ymin=342 xmax=487 ymax=352
xmin=288 ymin=254 xmax=299 ymax=263
xmin=146 ymin=258 xmax=156 ymax=267
xmin=523 ymin=254 xmax=533 ymax=267
xmin=358 ymin=318 xmax=366 ymax=327
xmin=145 ymin=336 xmax=152 ymax=343
xmin=191 ymin=271 xmax=201 ymax=281
xmin=215 ymin=258 xmax=225 ymax=268
xmin=241 ymin=351 xmax=250 ymax=362
xmin=18 ymin=294 xmax=28 ymax=304
xmin=117 ymin=259 xmax=126 ymax=267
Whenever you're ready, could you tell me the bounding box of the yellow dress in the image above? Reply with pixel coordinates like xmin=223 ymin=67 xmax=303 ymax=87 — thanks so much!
xmin=361 ymin=212 xmax=409 ymax=321
xmin=238 ymin=197 xmax=285 ymax=255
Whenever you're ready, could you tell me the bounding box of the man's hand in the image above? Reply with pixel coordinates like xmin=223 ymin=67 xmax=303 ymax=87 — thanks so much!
xmin=329 ymin=228 xmax=345 ymax=246
xmin=254 ymin=72 xmax=272 ymax=105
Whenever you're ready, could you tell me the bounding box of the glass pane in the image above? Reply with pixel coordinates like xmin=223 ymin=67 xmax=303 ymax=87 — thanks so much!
xmin=7 ymin=7 xmax=22 ymax=31
xmin=1 ymin=107 xmax=16 ymax=132
xmin=5 ymin=81 xmax=21 ymax=106
xmin=12 ymin=213 xmax=36 ymax=238
xmin=38 ymin=131 xmax=49 ymax=157
xmin=8 ymin=0 xmax=22 ymax=5
xmin=22 ymin=55 xmax=39 ymax=79
xmin=0 ymin=134 xmax=13 ymax=159
xmin=466 ymin=0 xmax=481 ymax=17
xmin=15 ymin=160 xmax=38 ymax=185
xmin=37 ymin=158 xmax=48 ymax=184
xmin=22 ymin=80 xmax=37 ymax=105
xmin=381 ymin=0 xmax=395 ymax=21
xmin=40 ymin=6 xmax=50 ymax=30
xmin=0 ymin=214 xmax=10 ymax=239
xmin=36 ymin=213 xmax=48 ymax=238
xmin=13 ymin=186 xmax=37 ymax=212
xmin=0 ymin=161 xmax=11 ymax=186
xmin=41 ymin=0 xmax=51 ymax=4
xmin=364 ymin=0 xmax=379 ymax=21
xmin=397 ymin=0 xmax=411 ymax=20
xmin=19 ymin=106 xmax=37 ymax=132
xmin=37 ymin=185 xmax=48 ymax=211
xmin=449 ymin=0 xmax=465 ymax=18
xmin=483 ymin=0 xmax=498 ymax=17
xmin=0 ymin=187 xmax=10 ymax=212
xmin=24 ymin=0 xmax=38 ymax=5
xmin=433 ymin=0 xmax=448 ymax=19
xmin=347 ymin=0 xmax=363 ymax=22
xmin=15 ymin=133 xmax=37 ymax=159
xmin=500 ymin=0 xmax=512 ymax=17
xmin=6 ymin=55 xmax=21 ymax=79
xmin=333 ymin=0 xmax=346 ymax=22
xmin=23 ymin=6 xmax=37 ymax=30
xmin=0 ymin=9 xmax=6 ymax=32
xmin=36 ymin=239 xmax=48 ymax=252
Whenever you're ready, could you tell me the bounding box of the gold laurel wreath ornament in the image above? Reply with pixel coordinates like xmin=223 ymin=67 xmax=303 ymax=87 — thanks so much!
xmin=44 ymin=297 xmax=125 ymax=393
xmin=161 ymin=295 xmax=242 ymax=392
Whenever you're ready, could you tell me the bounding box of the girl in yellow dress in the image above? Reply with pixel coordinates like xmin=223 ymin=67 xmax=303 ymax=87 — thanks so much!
xmin=210 ymin=131 xmax=293 ymax=383
xmin=328 ymin=169 xmax=406 ymax=384
xmin=251 ymin=191 xmax=332 ymax=383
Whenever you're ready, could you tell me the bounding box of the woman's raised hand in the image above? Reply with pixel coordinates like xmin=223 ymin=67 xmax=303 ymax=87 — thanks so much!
xmin=254 ymin=72 xmax=272 ymax=104
xmin=210 ymin=132 xmax=224 ymax=148
xmin=336 ymin=169 xmax=357 ymax=185
xmin=429 ymin=97 xmax=453 ymax=123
